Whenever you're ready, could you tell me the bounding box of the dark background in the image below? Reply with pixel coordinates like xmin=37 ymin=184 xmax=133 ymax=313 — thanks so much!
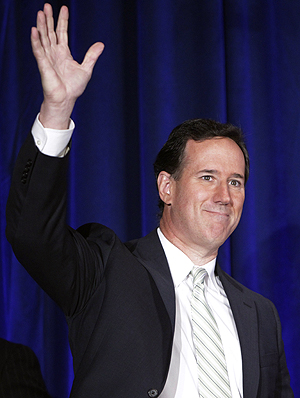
xmin=1 ymin=1 xmax=300 ymax=396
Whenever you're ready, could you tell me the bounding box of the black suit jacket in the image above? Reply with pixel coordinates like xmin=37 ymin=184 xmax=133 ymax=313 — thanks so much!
xmin=0 ymin=338 xmax=51 ymax=398
xmin=6 ymin=133 xmax=294 ymax=397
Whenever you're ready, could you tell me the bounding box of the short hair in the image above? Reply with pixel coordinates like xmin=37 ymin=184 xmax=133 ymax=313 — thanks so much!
xmin=153 ymin=118 xmax=250 ymax=214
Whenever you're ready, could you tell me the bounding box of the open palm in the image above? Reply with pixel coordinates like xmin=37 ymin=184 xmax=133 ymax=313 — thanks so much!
xmin=31 ymin=3 xmax=104 ymax=127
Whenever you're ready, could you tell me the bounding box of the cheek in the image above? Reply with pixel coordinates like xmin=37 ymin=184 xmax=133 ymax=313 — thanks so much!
xmin=233 ymin=196 xmax=245 ymax=216
xmin=177 ymin=190 xmax=206 ymax=211
xmin=171 ymin=189 xmax=197 ymax=220
xmin=171 ymin=180 xmax=210 ymax=212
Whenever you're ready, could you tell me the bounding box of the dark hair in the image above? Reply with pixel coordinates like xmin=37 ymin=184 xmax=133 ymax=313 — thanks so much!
xmin=153 ymin=118 xmax=250 ymax=214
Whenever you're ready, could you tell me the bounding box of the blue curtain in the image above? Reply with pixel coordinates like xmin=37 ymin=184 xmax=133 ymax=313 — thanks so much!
xmin=1 ymin=0 xmax=300 ymax=396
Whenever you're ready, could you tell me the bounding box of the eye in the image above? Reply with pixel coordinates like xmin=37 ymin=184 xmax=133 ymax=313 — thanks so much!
xmin=229 ymin=179 xmax=242 ymax=187
xmin=201 ymin=175 xmax=213 ymax=181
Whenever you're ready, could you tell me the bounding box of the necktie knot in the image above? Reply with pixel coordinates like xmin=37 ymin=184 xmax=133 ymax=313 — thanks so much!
xmin=191 ymin=267 xmax=207 ymax=287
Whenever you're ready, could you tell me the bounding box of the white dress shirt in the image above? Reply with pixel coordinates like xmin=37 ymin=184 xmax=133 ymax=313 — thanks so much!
xmin=31 ymin=116 xmax=243 ymax=397
xmin=158 ymin=228 xmax=243 ymax=398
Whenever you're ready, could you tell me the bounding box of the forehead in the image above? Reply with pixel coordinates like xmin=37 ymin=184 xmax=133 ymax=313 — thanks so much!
xmin=183 ymin=137 xmax=245 ymax=173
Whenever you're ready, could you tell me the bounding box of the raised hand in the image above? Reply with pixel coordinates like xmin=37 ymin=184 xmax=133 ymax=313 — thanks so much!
xmin=31 ymin=3 xmax=104 ymax=129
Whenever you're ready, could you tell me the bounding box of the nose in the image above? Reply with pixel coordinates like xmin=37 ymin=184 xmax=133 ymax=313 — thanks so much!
xmin=213 ymin=182 xmax=232 ymax=205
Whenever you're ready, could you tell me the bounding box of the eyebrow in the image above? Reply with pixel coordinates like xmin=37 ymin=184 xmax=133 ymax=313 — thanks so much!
xmin=231 ymin=173 xmax=245 ymax=180
xmin=199 ymin=169 xmax=218 ymax=174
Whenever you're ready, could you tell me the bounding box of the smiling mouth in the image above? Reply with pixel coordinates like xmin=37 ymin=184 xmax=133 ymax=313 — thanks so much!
xmin=204 ymin=210 xmax=229 ymax=218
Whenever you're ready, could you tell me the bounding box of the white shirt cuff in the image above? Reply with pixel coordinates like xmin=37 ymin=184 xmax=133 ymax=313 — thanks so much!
xmin=31 ymin=114 xmax=75 ymax=157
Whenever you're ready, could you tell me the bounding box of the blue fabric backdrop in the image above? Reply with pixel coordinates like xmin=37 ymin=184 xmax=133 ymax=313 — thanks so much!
xmin=1 ymin=0 xmax=300 ymax=396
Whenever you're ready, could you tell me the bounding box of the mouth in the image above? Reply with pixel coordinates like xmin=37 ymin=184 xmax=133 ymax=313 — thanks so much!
xmin=204 ymin=210 xmax=229 ymax=218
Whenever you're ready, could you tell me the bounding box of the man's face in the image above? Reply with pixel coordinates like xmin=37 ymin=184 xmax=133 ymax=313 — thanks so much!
xmin=159 ymin=137 xmax=246 ymax=257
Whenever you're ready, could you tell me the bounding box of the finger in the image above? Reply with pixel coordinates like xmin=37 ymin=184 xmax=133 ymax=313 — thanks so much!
xmin=43 ymin=3 xmax=57 ymax=46
xmin=31 ymin=26 xmax=51 ymax=71
xmin=31 ymin=25 xmax=48 ymax=62
xmin=31 ymin=26 xmax=57 ymax=87
xmin=31 ymin=26 xmax=42 ymax=58
xmin=56 ymin=5 xmax=69 ymax=46
xmin=81 ymin=42 xmax=105 ymax=74
xmin=36 ymin=9 xmax=51 ymax=51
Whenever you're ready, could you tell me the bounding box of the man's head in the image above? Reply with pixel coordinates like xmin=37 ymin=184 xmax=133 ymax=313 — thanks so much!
xmin=154 ymin=119 xmax=249 ymax=210
xmin=154 ymin=119 xmax=249 ymax=261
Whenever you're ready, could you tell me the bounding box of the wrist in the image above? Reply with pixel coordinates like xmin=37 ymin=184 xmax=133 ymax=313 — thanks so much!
xmin=39 ymin=99 xmax=75 ymax=129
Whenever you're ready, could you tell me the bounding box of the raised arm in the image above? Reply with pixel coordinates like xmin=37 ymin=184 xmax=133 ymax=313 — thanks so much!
xmin=31 ymin=3 xmax=104 ymax=129
xmin=6 ymin=4 xmax=106 ymax=312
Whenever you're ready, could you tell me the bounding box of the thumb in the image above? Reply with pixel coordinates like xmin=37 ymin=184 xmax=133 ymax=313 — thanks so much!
xmin=82 ymin=42 xmax=105 ymax=74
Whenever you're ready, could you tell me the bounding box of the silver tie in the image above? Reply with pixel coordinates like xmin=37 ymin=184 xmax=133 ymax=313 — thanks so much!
xmin=191 ymin=267 xmax=232 ymax=397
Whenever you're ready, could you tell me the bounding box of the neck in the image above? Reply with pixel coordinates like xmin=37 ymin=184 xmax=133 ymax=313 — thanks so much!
xmin=159 ymin=217 xmax=218 ymax=266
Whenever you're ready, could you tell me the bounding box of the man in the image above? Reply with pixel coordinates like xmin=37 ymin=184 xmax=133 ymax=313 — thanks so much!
xmin=0 ymin=338 xmax=51 ymax=397
xmin=6 ymin=3 xmax=293 ymax=397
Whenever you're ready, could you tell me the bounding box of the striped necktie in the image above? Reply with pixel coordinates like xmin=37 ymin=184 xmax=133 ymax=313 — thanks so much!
xmin=191 ymin=267 xmax=232 ymax=397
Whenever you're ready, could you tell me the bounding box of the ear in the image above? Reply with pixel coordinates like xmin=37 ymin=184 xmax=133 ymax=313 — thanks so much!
xmin=157 ymin=171 xmax=172 ymax=205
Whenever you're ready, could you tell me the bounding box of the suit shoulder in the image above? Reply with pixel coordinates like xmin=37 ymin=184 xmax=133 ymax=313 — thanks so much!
xmin=219 ymin=268 xmax=275 ymax=307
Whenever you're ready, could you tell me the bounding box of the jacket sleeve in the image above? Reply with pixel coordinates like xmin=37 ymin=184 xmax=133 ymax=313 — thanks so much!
xmin=5 ymin=132 xmax=111 ymax=316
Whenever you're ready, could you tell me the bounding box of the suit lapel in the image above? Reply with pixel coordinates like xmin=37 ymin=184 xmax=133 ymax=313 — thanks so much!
xmin=217 ymin=266 xmax=260 ymax=398
xmin=129 ymin=229 xmax=176 ymax=332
